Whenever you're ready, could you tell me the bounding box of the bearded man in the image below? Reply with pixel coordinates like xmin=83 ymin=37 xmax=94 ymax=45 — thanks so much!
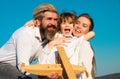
xmin=0 ymin=3 xmax=60 ymax=79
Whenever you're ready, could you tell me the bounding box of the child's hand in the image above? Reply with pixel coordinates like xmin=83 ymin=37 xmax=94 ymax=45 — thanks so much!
xmin=48 ymin=36 xmax=71 ymax=51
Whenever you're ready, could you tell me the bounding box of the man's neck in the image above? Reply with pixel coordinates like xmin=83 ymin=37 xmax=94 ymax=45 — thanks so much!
xmin=40 ymin=33 xmax=45 ymax=41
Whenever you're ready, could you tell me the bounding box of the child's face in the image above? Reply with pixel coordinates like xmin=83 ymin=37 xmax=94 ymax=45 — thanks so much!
xmin=73 ymin=16 xmax=91 ymax=37
xmin=60 ymin=20 xmax=74 ymax=36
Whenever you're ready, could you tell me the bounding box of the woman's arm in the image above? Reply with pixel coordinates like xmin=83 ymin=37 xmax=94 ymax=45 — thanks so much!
xmin=24 ymin=20 xmax=36 ymax=27
xmin=84 ymin=31 xmax=95 ymax=41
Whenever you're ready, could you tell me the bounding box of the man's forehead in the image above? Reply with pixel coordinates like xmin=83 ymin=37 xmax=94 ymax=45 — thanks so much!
xmin=44 ymin=11 xmax=58 ymax=18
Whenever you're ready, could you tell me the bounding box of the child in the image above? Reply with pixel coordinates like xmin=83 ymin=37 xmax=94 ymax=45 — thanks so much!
xmin=40 ymin=12 xmax=95 ymax=65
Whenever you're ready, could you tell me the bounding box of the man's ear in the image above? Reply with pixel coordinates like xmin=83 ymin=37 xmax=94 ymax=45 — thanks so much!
xmin=36 ymin=19 xmax=41 ymax=27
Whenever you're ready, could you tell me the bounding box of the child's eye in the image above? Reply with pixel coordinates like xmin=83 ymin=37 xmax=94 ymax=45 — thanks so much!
xmin=70 ymin=22 xmax=73 ymax=24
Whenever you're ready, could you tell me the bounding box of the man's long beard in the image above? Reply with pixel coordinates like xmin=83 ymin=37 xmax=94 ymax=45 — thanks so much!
xmin=45 ymin=25 xmax=58 ymax=41
xmin=40 ymin=24 xmax=58 ymax=41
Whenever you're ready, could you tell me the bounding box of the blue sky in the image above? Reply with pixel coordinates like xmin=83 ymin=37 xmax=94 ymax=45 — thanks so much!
xmin=0 ymin=0 xmax=120 ymax=77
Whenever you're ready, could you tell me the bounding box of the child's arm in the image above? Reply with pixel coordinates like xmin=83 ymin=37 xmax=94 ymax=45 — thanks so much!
xmin=84 ymin=31 xmax=95 ymax=41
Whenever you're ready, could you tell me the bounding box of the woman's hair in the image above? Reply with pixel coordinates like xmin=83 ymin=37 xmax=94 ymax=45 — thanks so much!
xmin=91 ymin=46 xmax=96 ymax=79
xmin=78 ymin=13 xmax=94 ymax=31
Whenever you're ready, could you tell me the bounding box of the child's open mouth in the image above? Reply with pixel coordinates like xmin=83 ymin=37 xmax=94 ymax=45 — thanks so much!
xmin=64 ymin=28 xmax=70 ymax=33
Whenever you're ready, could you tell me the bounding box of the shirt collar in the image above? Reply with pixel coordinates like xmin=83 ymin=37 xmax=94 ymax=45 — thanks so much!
xmin=57 ymin=32 xmax=74 ymax=38
xmin=34 ymin=27 xmax=42 ymax=41
xmin=63 ymin=34 xmax=74 ymax=38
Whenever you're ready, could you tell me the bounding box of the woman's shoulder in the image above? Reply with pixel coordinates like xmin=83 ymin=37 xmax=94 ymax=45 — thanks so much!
xmin=82 ymin=40 xmax=91 ymax=44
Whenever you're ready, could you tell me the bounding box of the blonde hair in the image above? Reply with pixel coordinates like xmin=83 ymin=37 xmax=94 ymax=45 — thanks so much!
xmin=33 ymin=3 xmax=58 ymax=20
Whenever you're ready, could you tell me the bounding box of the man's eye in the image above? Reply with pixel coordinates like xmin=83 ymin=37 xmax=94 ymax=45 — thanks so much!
xmin=54 ymin=19 xmax=58 ymax=21
xmin=47 ymin=18 xmax=52 ymax=20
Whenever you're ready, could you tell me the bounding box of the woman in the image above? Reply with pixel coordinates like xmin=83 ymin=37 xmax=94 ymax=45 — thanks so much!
xmin=73 ymin=13 xmax=95 ymax=79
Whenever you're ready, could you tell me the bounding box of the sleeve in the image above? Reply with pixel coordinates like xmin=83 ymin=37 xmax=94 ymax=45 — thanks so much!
xmin=79 ymin=41 xmax=94 ymax=79
xmin=15 ymin=32 xmax=33 ymax=71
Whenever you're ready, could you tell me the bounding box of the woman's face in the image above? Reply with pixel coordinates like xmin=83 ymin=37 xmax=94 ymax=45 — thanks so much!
xmin=73 ymin=16 xmax=91 ymax=37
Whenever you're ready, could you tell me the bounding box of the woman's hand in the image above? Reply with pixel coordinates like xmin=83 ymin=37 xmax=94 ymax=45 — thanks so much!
xmin=24 ymin=20 xmax=36 ymax=28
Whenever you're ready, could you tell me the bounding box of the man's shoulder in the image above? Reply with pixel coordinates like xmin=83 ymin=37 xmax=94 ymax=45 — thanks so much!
xmin=14 ymin=26 xmax=34 ymax=34
xmin=12 ymin=26 xmax=36 ymax=39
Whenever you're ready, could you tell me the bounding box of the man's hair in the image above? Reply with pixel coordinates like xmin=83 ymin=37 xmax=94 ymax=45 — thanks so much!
xmin=33 ymin=3 xmax=58 ymax=20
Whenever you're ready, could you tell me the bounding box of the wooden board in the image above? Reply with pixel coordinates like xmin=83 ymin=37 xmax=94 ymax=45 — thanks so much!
xmin=21 ymin=63 xmax=62 ymax=76
xmin=21 ymin=46 xmax=86 ymax=79
xmin=57 ymin=46 xmax=76 ymax=79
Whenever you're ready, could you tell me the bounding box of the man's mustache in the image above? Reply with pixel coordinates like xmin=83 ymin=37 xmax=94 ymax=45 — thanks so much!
xmin=47 ymin=24 xmax=58 ymax=30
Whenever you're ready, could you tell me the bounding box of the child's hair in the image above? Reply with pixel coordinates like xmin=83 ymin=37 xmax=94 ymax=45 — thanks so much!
xmin=58 ymin=12 xmax=77 ymax=31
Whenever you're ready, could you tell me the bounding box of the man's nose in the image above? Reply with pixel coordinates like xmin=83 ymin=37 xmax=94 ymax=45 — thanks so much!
xmin=51 ymin=20 xmax=57 ymax=25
